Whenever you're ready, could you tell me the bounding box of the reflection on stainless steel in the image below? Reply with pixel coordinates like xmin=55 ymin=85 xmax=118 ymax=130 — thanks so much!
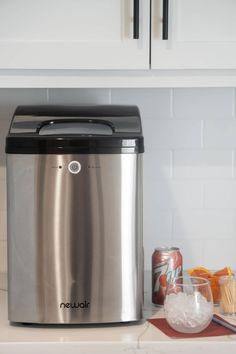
xmin=7 ymin=154 xmax=143 ymax=324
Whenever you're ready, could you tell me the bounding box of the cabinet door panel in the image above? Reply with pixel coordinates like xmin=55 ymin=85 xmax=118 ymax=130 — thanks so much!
xmin=0 ymin=0 xmax=123 ymax=41
xmin=0 ymin=0 xmax=150 ymax=69
xmin=178 ymin=0 xmax=236 ymax=42
xmin=151 ymin=0 xmax=236 ymax=69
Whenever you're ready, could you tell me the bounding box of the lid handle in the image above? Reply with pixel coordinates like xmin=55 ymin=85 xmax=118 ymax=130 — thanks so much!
xmin=38 ymin=119 xmax=114 ymax=136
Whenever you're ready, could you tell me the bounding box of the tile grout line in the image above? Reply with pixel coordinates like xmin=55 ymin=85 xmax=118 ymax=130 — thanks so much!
xmin=200 ymin=239 xmax=204 ymax=265
xmin=170 ymin=150 xmax=173 ymax=179
xmin=232 ymin=150 xmax=235 ymax=179
xmin=232 ymin=88 xmax=235 ymax=118
xmin=170 ymin=209 xmax=174 ymax=243
xmin=202 ymin=181 xmax=206 ymax=210
xmin=170 ymin=88 xmax=174 ymax=118
xmin=201 ymin=119 xmax=204 ymax=149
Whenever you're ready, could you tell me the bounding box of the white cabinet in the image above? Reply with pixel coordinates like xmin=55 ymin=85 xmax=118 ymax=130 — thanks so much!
xmin=0 ymin=0 xmax=150 ymax=69
xmin=1 ymin=0 xmax=236 ymax=86
xmin=151 ymin=0 xmax=236 ymax=69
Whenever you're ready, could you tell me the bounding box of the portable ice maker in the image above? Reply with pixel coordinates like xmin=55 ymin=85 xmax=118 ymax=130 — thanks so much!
xmin=5 ymin=105 xmax=144 ymax=324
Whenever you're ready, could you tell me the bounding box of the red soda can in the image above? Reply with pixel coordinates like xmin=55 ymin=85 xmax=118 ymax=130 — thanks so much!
xmin=152 ymin=247 xmax=183 ymax=305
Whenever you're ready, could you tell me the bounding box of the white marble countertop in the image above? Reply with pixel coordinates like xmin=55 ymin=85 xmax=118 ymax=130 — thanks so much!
xmin=1 ymin=272 xmax=236 ymax=354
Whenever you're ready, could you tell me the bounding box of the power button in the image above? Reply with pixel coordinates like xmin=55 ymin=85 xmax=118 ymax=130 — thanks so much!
xmin=68 ymin=161 xmax=81 ymax=174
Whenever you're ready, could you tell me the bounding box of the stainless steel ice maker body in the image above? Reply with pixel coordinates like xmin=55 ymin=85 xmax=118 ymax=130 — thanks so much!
xmin=5 ymin=105 xmax=144 ymax=324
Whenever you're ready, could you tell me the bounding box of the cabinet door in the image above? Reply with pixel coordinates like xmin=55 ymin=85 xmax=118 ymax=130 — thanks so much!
xmin=151 ymin=0 xmax=236 ymax=69
xmin=0 ymin=0 xmax=149 ymax=69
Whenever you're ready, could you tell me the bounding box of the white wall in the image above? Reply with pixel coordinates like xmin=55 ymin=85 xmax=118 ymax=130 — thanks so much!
xmin=0 ymin=88 xmax=235 ymax=273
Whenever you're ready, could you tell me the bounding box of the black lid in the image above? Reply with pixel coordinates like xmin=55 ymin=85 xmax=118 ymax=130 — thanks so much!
xmin=5 ymin=105 xmax=144 ymax=154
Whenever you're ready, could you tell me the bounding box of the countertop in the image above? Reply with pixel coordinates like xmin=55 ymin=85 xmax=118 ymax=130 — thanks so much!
xmin=0 ymin=272 xmax=236 ymax=354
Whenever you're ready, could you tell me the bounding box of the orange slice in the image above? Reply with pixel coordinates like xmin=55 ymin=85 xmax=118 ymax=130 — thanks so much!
xmin=213 ymin=267 xmax=234 ymax=277
xmin=188 ymin=267 xmax=212 ymax=279
xmin=209 ymin=276 xmax=221 ymax=304
xmin=188 ymin=266 xmax=234 ymax=304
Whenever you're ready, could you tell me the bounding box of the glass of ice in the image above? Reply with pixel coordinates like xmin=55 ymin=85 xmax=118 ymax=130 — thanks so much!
xmin=164 ymin=276 xmax=213 ymax=333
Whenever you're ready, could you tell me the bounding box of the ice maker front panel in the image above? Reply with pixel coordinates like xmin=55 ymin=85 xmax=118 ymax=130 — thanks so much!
xmin=7 ymin=153 xmax=143 ymax=324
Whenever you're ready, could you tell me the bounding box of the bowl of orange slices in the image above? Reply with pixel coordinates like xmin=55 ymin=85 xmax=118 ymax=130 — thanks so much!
xmin=188 ymin=266 xmax=234 ymax=304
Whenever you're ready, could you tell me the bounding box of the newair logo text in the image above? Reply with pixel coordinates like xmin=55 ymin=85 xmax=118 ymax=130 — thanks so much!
xmin=60 ymin=301 xmax=90 ymax=309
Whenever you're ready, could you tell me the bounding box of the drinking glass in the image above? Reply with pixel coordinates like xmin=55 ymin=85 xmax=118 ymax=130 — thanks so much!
xmin=219 ymin=276 xmax=236 ymax=316
xmin=164 ymin=276 xmax=213 ymax=333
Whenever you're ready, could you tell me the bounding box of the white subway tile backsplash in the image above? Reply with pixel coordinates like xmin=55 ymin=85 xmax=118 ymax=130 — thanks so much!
xmin=173 ymin=239 xmax=204 ymax=268
xmin=48 ymin=88 xmax=110 ymax=105
xmin=233 ymin=150 xmax=236 ymax=178
xmin=111 ymin=88 xmax=172 ymax=119
xmin=145 ymin=181 xmax=203 ymax=210
xmin=173 ymin=210 xmax=236 ymax=240
xmin=204 ymin=120 xmax=236 ymax=148
xmin=143 ymin=119 xmax=201 ymax=150
xmin=202 ymin=239 xmax=236 ymax=270
xmin=173 ymin=150 xmax=233 ymax=179
xmin=204 ymin=181 xmax=236 ymax=209
xmin=0 ymin=88 xmax=47 ymax=106
xmin=0 ymin=211 xmax=6 ymax=240
xmin=173 ymin=88 xmax=234 ymax=119
xmin=144 ymin=211 xmax=172 ymax=241
xmin=144 ymin=151 xmax=172 ymax=180
xmin=143 ymin=211 xmax=172 ymax=270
